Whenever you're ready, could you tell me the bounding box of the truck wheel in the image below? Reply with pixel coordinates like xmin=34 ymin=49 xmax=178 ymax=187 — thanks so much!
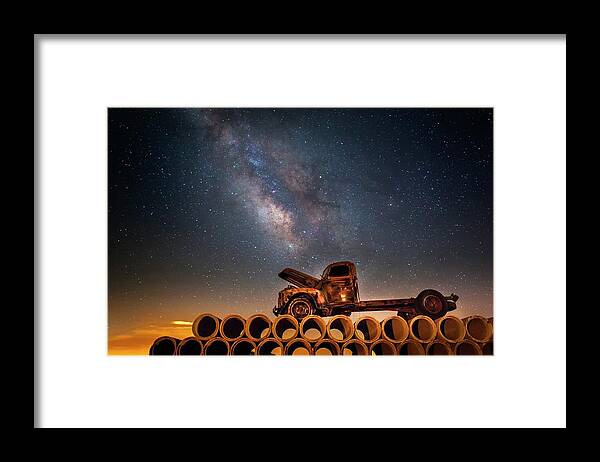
xmin=286 ymin=294 xmax=316 ymax=321
xmin=415 ymin=289 xmax=448 ymax=320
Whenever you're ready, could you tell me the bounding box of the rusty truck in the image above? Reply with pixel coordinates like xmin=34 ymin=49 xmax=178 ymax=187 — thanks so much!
xmin=273 ymin=261 xmax=458 ymax=321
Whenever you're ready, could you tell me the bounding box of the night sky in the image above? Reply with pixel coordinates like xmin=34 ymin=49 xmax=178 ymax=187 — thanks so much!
xmin=108 ymin=108 xmax=493 ymax=354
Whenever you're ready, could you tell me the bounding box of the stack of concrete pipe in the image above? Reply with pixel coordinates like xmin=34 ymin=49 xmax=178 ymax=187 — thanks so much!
xmin=149 ymin=313 xmax=493 ymax=356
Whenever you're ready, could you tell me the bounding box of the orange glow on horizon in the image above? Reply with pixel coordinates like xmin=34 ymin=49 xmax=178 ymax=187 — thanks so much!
xmin=108 ymin=321 xmax=194 ymax=355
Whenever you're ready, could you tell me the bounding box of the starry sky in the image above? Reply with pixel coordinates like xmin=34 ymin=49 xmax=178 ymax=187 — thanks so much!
xmin=108 ymin=108 xmax=493 ymax=354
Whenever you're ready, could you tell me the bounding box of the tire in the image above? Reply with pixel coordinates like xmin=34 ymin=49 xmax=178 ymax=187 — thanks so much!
xmin=415 ymin=289 xmax=448 ymax=320
xmin=285 ymin=294 xmax=316 ymax=321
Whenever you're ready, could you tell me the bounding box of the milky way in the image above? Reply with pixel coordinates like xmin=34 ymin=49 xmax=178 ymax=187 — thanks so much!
xmin=108 ymin=108 xmax=493 ymax=340
xmin=195 ymin=109 xmax=347 ymax=255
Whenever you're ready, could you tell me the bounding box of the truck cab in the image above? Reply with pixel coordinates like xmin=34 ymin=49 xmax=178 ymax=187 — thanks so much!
xmin=319 ymin=261 xmax=360 ymax=306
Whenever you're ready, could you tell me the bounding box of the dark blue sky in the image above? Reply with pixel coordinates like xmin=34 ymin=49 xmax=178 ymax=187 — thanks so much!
xmin=108 ymin=108 xmax=492 ymax=334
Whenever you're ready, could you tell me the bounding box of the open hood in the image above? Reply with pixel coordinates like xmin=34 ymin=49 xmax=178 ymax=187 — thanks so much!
xmin=278 ymin=267 xmax=320 ymax=288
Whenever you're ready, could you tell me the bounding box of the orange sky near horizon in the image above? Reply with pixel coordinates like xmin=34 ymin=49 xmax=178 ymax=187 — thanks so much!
xmin=108 ymin=320 xmax=195 ymax=355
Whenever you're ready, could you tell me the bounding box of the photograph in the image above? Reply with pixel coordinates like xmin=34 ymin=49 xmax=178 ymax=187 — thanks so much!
xmin=108 ymin=108 xmax=493 ymax=356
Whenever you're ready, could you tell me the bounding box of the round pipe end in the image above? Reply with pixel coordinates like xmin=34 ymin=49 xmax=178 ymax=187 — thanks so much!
xmin=409 ymin=315 xmax=437 ymax=343
xmin=244 ymin=314 xmax=272 ymax=342
xmin=397 ymin=339 xmax=426 ymax=355
xmin=192 ymin=313 xmax=221 ymax=340
xmin=231 ymin=338 xmax=257 ymax=355
xmin=369 ymin=338 xmax=397 ymax=355
xmin=219 ymin=314 xmax=246 ymax=342
xmin=381 ymin=316 xmax=409 ymax=343
xmin=149 ymin=336 xmax=180 ymax=356
xmin=462 ymin=316 xmax=493 ymax=343
xmin=203 ymin=337 xmax=230 ymax=355
xmin=284 ymin=338 xmax=313 ymax=355
xmin=436 ymin=315 xmax=466 ymax=343
xmin=299 ymin=315 xmax=327 ymax=342
xmin=272 ymin=315 xmax=299 ymax=342
xmin=453 ymin=339 xmax=483 ymax=355
xmin=341 ymin=339 xmax=369 ymax=356
xmin=256 ymin=338 xmax=284 ymax=356
xmin=354 ymin=316 xmax=382 ymax=343
xmin=313 ymin=338 xmax=341 ymax=355
xmin=327 ymin=315 xmax=355 ymax=342
xmin=177 ymin=337 xmax=203 ymax=355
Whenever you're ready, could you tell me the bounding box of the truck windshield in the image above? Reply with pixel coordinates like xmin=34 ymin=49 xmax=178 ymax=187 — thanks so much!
xmin=328 ymin=265 xmax=350 ymax=277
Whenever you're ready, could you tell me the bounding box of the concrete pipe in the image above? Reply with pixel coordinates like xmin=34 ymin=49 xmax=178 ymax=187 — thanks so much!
xmin=482 ymin=341 xmax=493 ymax=355
xmin=203 ymin=337 xmax=230 ymax=356
xmin=299 ymin=315 xmax=327 ymax=342
xmin=381 ymin=316 xmax=409 ymax=343
xmin=149 ymin=336 xmax=181 ymax=355
xmin=462 ymin=315 xmax=493 ymax=343
xmin=219 ymin=314 xmax=246 ymax=342
xmin=244 ymin=313 xmax=272 ymax=342
xmin=231 ymin=338 xmax=257 ymax=356
xmin=256 ymin=338 xmax=284 ymax=356
xmin=326 ymin=315 xmax=355 ymax=342
xmin=272 ymin=315 xmax=299 ymax=342
xmin=487 ymin=317 xmax=494 ymax=340
xmin=409 ymin=315 xmax=437 ymax=343
xmin=453 ymin=339 xmax=483 ymax=355
xmin=369 ymin=338 xmax=397 ymax=356
xmin=192 ymin=313 xmax=221 ymax=340
xmin=177 ymin=337 xmax=203 ymax=356
xmin=354 ymin=316 xmax=382 ymax=343
xmin=284 ymin=338 xmax=313 ymax=356
xmin=426 ymin=340 xmax=453 ymax=355
xmin=436 ymin=315 xmax=466 ymax=343
xmin=313 ymin=338 xmax=341 ymax=356
xmin=397 ymin=339 xmax=426 ymax=355
xmin=341 ymin=339 xmax=369 ymax=356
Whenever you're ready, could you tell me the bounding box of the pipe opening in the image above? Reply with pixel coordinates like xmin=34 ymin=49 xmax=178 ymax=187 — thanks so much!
xmin=341 ymin=339 xmax=369 ymax=356
xmin=220 ymin=315 xmax=245 ymax=341
xmin=482 ymin=342 xmax=493 ymax=355
xmin=178 ymin=337 xmax=203 ymax=355
xmin=410 ymin=316 xmax=436 ymax=342
xmin=426 ymin=341 xmax=452 ymax=355
xmin=285 ymin=339 xmax=312 ymax=355
xmin=245 ymin=314 xmax=271 ymax=341
xmin=438 ymin=316 xmax=466 ymax=342
xmin=150 ymin=337 xmax=178 ymax=355
xmin=273 ymin=315 xmax=299 ymax=341
xmin=193 ymin=314 xmax=220 ymax=339
xmin=327 ymin=316 xmax=354 ymax=342
xmin=300 ymin=316 xmax=326 ymax=341
xmin=314 ymin=339 xmax=341 ymax=356
xmin=465 ymin=317 xmax=491 ymax=342
xmin=257 ymin=338 xmax=284 ymax=356
xmin=382 ymin=316 xmax=409 ymax=343
xmin=398 ymin=340 xmax=425 ymax=355
xmin=354 ymin=317 xmax=381 ymax=343
xmin=455 ymin=340 xmax=482 ymax=355
xmin=370 ymin=339 xmax=397 ymax=356
xmin=231 ymin=339 xmax=256 ymax=356
xmin=204 ymin=338 xmax=230 ymax=355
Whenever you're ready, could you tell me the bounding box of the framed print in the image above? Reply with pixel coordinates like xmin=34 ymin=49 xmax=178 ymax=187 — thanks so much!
xmin=35 ymin=34 xmax=566 ymax=428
